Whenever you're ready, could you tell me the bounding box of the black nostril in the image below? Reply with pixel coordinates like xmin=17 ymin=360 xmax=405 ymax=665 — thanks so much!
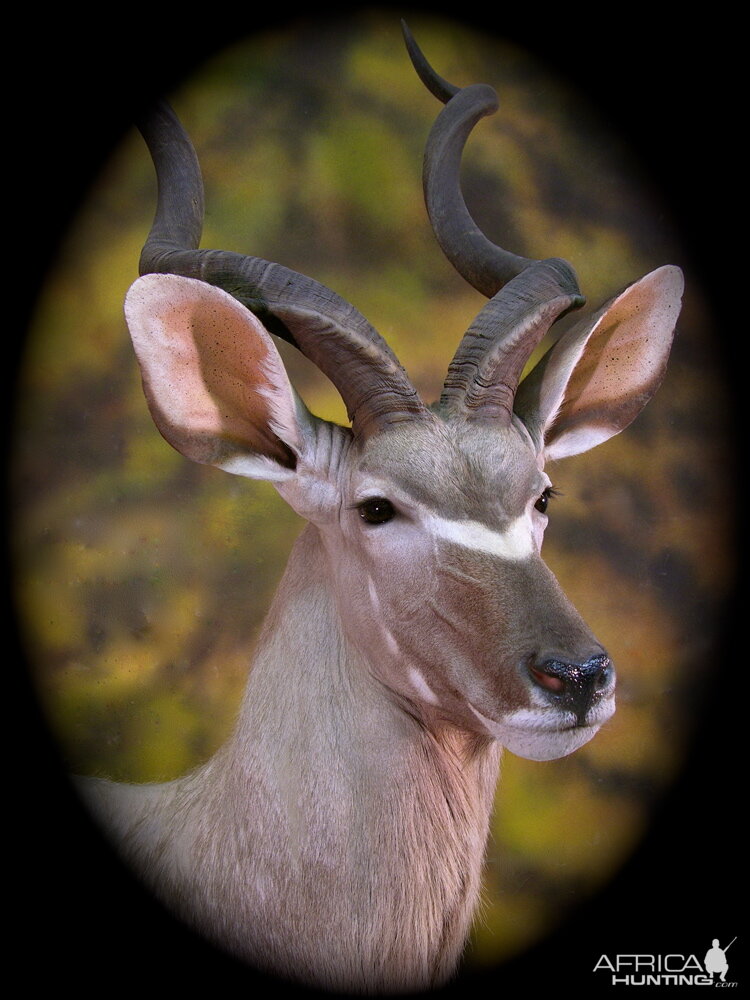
xmin=529 ymin=653 xmax=613 ymax=725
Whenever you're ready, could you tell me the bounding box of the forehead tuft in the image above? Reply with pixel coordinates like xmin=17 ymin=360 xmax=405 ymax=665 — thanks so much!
xmin=354 ymin=417 xmax=542 ymax=518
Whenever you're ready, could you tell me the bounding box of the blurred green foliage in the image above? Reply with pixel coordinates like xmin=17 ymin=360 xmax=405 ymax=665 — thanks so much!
xmin=12 ymin=9 xmax=734 ymax=972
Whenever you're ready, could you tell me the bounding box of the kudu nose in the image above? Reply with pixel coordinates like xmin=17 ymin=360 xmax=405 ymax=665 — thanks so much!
xmin=529 ymin=653 xmax=614 ymax=726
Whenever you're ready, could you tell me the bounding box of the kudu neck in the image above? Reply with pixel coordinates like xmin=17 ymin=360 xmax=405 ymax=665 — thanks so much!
xmin=196 ymin=526 xmax=502 ymax=990
xmin=235 ymin=524 xmax=425 ymax=759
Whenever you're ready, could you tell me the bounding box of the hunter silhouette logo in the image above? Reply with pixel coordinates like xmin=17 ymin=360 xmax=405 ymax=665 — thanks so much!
xmin=704 ymin=938 xmax=736 ymax=983
xmin=593 ymin=937 xmax=739 ymax=986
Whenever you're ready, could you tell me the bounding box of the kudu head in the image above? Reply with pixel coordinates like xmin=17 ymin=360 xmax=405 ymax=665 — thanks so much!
xmin=124 ymin=25 xmax=683 ymax=761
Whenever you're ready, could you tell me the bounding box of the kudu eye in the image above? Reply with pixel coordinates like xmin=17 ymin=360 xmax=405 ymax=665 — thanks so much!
xmin=534 ymin=486 xmax=559 ymax=514
xmin=358 ymin=497 xmax=396 ymax=525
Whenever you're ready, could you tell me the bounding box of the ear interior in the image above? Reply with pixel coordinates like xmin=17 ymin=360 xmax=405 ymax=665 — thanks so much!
xmin=124 ymin=274 xmax=306 ymax=481
xmin=515 ymin=265 xmax=684 ymax=460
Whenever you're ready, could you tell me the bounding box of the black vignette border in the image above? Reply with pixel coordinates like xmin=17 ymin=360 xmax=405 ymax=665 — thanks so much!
xmin=11 ymin=4 xmax=741 ymax=993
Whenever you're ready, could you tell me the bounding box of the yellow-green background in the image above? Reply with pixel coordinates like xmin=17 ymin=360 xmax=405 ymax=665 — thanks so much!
xmin=11 ymin=10 xmax=734 ymax=974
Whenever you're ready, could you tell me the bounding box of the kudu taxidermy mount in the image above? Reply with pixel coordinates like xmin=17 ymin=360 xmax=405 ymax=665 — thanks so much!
xmin=78 ymin=21 xmax=684 ymax=994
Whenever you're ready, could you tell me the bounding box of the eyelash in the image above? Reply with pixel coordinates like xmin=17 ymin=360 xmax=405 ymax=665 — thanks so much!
xmin=534 ymin=485 xmax=561 ymax=514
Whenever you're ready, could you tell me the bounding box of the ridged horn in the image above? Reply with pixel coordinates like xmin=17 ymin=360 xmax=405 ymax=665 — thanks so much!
xmin=136 ymin=101 xmax=430 ymax=439
xmin=403 ymin=22 xmax=585 ymax=422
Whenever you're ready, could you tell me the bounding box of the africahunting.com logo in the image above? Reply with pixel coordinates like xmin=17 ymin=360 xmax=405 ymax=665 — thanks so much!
xmin=593 ymin=937 xmax=738 ymax=986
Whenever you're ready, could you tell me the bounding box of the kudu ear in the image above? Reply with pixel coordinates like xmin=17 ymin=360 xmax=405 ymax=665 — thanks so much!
xmin=124 ymin=274 xmax=315 ymax=482
xmin=514 ymin=265 xmax=684 ymax=461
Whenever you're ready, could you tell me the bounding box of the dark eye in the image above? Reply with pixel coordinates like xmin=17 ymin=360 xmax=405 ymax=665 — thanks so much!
xmin=358 ymin=497 xmax=396 ymax=525
xmin=534 ymin=486 xmax=558 ymax=514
